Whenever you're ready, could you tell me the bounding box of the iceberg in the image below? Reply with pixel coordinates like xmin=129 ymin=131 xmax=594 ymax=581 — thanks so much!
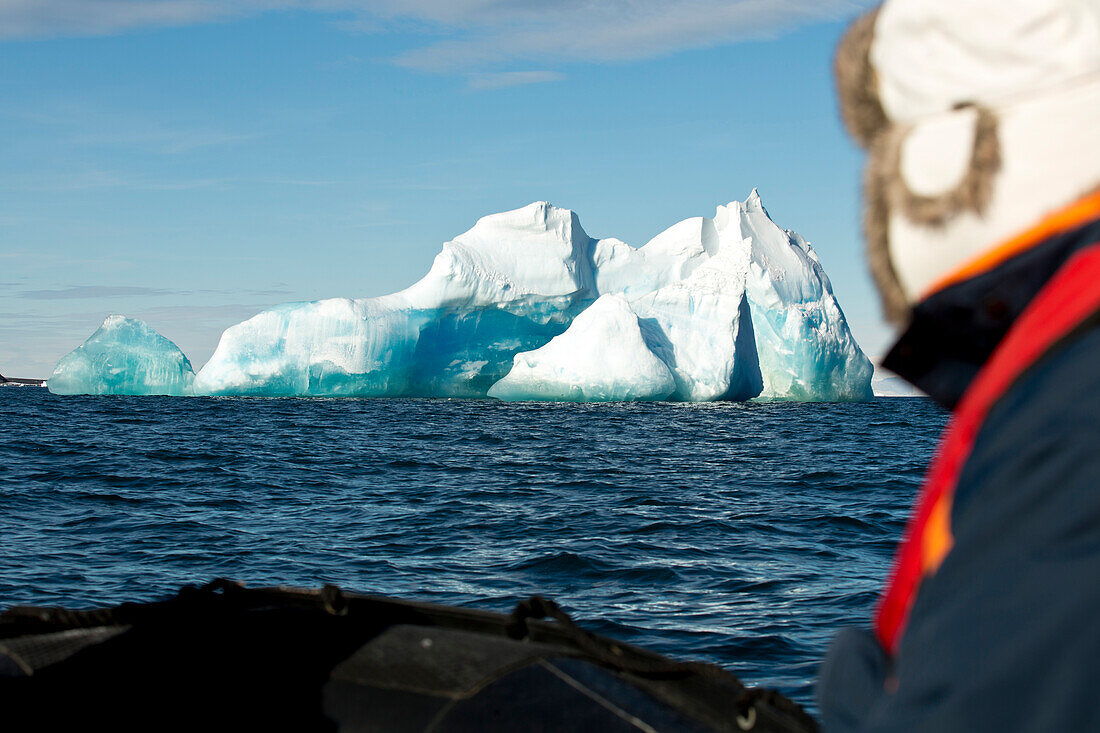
xmin=192 ymin=201 xmax=591 ymax=398
xmin=50 ymin=191 xmax=873 ymax=402
xmin=48 ymin=315 xmax=195 ymax=396
xmin=488 ymin=294 xmax=676 ymax=402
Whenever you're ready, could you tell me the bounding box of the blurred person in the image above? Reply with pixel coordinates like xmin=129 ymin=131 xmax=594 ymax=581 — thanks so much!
xmin=820 ymin=0 xmax=1100 ymax=730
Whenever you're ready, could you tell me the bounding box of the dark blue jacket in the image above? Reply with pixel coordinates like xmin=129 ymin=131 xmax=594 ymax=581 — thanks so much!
xmin=818 ymin=206 xmax=1100 ymax=731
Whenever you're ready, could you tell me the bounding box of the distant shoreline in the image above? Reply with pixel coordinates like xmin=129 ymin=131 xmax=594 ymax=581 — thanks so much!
xmin=0 ymin=375 xmax=47 ymax=388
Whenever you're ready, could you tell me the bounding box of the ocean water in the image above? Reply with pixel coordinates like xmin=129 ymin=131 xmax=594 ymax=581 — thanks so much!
xmin=0 ymin=388 xmax=946 ymax=707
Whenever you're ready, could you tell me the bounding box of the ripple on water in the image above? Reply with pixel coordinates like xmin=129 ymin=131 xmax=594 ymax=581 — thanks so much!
xmin=0 ymin=390 xmax=946 ymax=709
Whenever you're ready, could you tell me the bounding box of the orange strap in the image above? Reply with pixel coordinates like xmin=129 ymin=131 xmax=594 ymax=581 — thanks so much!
xmin=924 ymin=190 xmax=1100 ymax=298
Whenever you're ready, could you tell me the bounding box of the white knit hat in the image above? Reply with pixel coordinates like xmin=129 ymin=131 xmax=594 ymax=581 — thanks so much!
xmin=836 ymin=0 xmax=1100 ymax=321
xmin=873 ymin=0 xmax=1100 ymax=123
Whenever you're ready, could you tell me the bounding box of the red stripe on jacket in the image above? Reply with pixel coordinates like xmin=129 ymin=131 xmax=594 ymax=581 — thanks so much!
xmin=875 ymin=241 xmax=1100 ymax=655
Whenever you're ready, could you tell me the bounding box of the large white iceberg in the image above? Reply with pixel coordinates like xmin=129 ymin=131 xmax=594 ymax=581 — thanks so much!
xmin=50 ymin=192 xmax=873 ymax=401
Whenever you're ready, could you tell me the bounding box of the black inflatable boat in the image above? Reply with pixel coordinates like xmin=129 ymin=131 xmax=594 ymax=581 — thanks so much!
xmin=0 ymin=579 xmax=816 ymax=731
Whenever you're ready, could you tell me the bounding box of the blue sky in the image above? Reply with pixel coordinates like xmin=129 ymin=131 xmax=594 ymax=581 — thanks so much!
xmin=0 ymin=0 xmax=896 ymax=380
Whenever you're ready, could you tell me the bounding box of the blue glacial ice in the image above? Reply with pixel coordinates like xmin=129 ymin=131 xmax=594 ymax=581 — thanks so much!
xmin=50 ymin=191 xmax=873 ymax=401
xmin=49 ymin=315 xmax=195 ymax=396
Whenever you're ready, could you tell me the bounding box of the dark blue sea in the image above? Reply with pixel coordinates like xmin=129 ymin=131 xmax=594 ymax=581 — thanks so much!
xmin=0 ymin=388 xmax=946 ymax=708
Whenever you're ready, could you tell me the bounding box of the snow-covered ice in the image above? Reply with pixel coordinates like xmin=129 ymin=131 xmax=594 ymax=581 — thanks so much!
xmin=50 ymin=192 xmax=873 ymax=402
xmin=488 ymin=294 xmax=676 ymax=402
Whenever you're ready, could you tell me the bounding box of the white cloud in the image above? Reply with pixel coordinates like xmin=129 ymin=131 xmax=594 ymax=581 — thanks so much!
xmin=18 ymin=285 xmax=177 ymax=300
xmin=467 ymin=70 xmax=564 ymax=90
xmin=386 ymin=0 xmax=867 ymax=71
xmin=1 ymin=1 xmax=870 ymax=72
xmin=0 ymin=0 xmax=243 ymax=38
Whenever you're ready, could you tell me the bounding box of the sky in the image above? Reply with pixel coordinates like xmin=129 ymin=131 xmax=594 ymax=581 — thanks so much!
xmin=1 ymin=0 xmax=909 ymax=389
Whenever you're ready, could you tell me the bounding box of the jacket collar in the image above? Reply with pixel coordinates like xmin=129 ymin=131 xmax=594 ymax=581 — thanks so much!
xmin=884 ymin=211 xmax=1100 ymax=409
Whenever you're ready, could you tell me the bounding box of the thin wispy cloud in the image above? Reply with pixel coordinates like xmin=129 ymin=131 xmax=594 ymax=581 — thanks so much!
xmin=0 ymin=170 xmax=220 ymax=192
xmin=18 ymin=285 xmax=177 ymax=300
xmin=467 ymin=71 xmax=564 ymax=91
xmin=15 ymin=285 xmax=300 ymax=301
xmin=68 ymin=129 xmax=259 ymax=155
xmin=0 ymin=0 xmax=245 ymax=39
xmin=0 ymin=169 xmax=337 ymax=193
xmin=384 ymin=0 xmax=867 ymax=72
xmin=1 ymin=1 xmax=870 ymax=79
xmin=3 ymin=101 xmax=260 ymax=155
xmin=193 ymin=287 xmax=295 ymax=297
xmin=135 ymin=302 xmax=282 ymax=318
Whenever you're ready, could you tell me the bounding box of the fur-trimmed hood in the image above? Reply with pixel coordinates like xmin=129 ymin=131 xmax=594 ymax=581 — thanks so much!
xmin=836 ymin=0 xmax=1100 ymax=323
